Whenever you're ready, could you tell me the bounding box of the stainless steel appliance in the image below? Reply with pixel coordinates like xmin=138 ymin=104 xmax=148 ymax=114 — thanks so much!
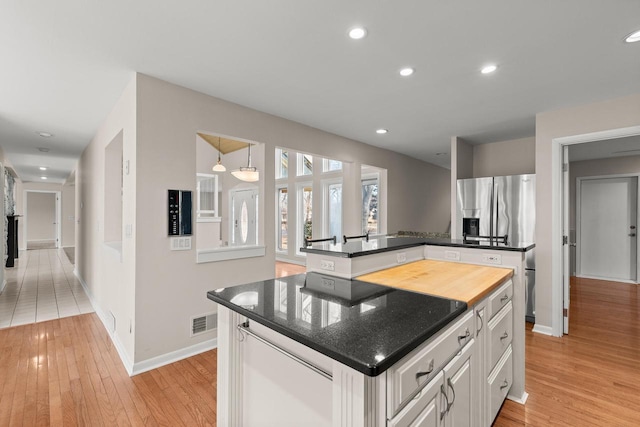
xmin=456 ymin=174 xmax=536 ymax=322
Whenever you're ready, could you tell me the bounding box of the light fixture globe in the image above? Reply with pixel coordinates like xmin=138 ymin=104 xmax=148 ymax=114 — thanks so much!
xmin=212 ymin=136 xmax=226 ymax=172
xmin=231 ymin=143 xmax=259 ymax=182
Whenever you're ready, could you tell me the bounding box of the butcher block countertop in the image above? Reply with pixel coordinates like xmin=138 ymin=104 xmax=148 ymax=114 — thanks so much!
xmin=357 ymin=260 xmax=514 ymax=306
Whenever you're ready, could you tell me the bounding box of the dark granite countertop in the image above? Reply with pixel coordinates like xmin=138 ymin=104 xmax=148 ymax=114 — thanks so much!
xmin=207 ymin=272 xmax=467 ymax=377
xmin=300 ymin=235 xmax=535 ymax=258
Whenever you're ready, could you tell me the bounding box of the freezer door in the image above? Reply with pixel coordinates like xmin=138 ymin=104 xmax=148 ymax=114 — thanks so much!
xmin=493 ymin=174 xmax=535 ymax=246
xmin=456 ymin=177 xmax=494 ymax=238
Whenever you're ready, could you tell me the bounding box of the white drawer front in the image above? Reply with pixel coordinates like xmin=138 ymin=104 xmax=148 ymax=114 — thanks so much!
xmin=488 ymin=301 xmax=513 ymax=372
xmin=387 ymin=311 xmax=474 ymax=416
xmin=488 ymin=345 xmax=513 ymax=424
xmin=488 ymin=279 xmax=513 ymax=321
xmin=388 ymin=372 xmax=443 ymax=427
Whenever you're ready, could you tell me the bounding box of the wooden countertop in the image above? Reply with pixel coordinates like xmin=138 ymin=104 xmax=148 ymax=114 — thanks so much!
xmin=356 ymin=260 xmax=513 ymax=306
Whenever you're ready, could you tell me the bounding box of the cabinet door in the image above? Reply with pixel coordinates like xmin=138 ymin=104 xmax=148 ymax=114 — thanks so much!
xmin=388 ymin=372 xmax=444 ymax=427
xmin=442 ymin=339 xmax=475 ymax=427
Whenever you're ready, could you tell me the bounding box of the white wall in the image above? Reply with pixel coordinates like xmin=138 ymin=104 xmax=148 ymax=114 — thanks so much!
xmin=76 ymin=76 xmax=137 ymax=367
xmin=473 ymin=137 xmax=535 ymax=178
xmin=535 ymin=93 xmax=640 ymax=335
xmin=97 ymin=73 xmax=450 ymax=365
xmin=25 ymin=192 xmax=56 ymax=241
xmin=61 ymin=182 xmax=75 ymax=248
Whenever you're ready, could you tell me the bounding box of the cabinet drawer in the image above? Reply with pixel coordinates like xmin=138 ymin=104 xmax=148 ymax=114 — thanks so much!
xmin=488 ymin=279 xmax=513 ymax=321
xmin=387 ymin=311 xmax=474 ymax=417
xmin=488 ymin=345 xmax=513 ymax=424
xmin=388 ymin=372 xmax=443 ymax=427
xmin=488 ymin=301 xmax=513 ymax=372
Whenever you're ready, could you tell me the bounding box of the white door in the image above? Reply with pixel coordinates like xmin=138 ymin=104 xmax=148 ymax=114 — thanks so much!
xmin=230 ymin=188 xmax=258 ymax=246
xmin=578 ymin=176 xmax=638 ymax=282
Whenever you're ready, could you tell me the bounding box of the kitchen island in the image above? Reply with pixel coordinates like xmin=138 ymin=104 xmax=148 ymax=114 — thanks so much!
xmin=209 ymin=258 xmax=517 ymax=426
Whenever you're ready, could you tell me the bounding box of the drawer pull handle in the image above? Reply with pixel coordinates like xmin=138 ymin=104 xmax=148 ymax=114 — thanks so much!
xmin=446 ymin=378 xmax=456 ymax=412
xmin=440 ymin=384 xmax=449 ymax=420
xmin=458 ymin=328 xmax=470 ymax=344
xmin=476 ymin=310 xmax=483 ymax=335
xmin=500 ymin=294 xmax=509 ymax=303
xmin=500 ymin=331 xmax=509 ymax=341
xmin=500 ymin=379 xmax=509 ymax=390
xmin=415 ymin=359 xmax=434 ymax=382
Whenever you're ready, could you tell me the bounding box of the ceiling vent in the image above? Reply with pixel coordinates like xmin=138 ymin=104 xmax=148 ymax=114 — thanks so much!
xmin=191 ymin=313 xmax=217 ymax=337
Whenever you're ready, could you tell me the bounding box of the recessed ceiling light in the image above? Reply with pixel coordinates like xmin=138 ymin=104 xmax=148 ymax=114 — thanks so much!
xmin=481 ymin=64 xmax=498 ymax=74
xmin=399 ymin=67 xmax=414 ymax=77
xmin=376 ymin=129 xmax=388 ymax=134
xmin=38 ymin=147 xmax=50 ymax=152
xmin=36 ymin=131 xmax=54 ymax=138
xmin=40 ymin=176 xmax=47 ymax=180
xmin=39 ymin=166 xmax=47 ymax=171
xmin=625 ymin=29 xmax=640 ymax=43
xmin=348 ymin=27 xmax=367 ymax=40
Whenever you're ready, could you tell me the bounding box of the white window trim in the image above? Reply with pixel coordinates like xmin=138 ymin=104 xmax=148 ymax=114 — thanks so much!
xmin=275 ymin=184 xmax=289 ymax=254
xmin=196 ymin=173 xmax=219 ymax=222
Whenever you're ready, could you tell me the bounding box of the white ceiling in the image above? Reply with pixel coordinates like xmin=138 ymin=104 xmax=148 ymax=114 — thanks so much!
xmin=1 ymin=1 xmax=639 ymax=183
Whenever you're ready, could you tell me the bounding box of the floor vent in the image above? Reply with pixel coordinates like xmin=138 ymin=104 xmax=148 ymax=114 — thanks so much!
xmin=191 ymin=313 xmax=217 ymax=337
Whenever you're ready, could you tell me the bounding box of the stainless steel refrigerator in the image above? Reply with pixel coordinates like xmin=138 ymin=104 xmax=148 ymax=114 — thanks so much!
xmin=456 ymin=174 xmax=536 ymax=322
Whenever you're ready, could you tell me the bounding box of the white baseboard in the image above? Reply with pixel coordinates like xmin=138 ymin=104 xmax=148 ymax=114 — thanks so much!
xmin=0 ymin=279 xmax=6 ymax=294
xmin=131 ymin=338 xmax=218 ymax=376
xmin=532 ymin=324 xmax=554 ymax=336
xmin=73 ymin=269 xmax=217 ymax=377
xmin=507 ymin=391 xmax=529 ymax=405
xmin=74 ymin=270 xmax=134 ymax=374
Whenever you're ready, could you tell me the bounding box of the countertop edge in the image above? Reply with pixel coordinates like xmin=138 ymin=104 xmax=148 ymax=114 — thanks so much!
xmin=207 ymin=291 xmax=468 ymax=377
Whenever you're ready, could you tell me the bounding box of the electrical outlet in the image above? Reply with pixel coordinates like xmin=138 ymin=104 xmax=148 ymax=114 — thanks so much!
xmin=321 ymin=278 xmax=335 ymax=289
xmin=397 ymin=252 xmax=407 ymax=263
xmin=320 ymin=260 xmax=335 ymax=271
xmin=445 ymin=250 xmax=460 ymax=261
xmin=482 ymin=253 xmax=502 ymax=264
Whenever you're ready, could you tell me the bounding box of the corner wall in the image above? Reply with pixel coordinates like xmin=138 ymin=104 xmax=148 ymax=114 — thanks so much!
xmin=535 ymin=93 xmax=640 ymax=335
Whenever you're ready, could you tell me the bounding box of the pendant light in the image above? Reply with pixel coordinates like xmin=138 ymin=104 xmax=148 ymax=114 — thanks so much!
xmin=231 ymin=143 xmax=259 ymax=182
xmin=212 ymin=137 xmax=226 ymax=172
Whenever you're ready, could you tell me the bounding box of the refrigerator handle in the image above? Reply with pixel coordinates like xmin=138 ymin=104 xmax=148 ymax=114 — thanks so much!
xmin=494 ymin=181 xmax=499 ymax=239
xmin=489 ymin=180 xmax=494 ymax=238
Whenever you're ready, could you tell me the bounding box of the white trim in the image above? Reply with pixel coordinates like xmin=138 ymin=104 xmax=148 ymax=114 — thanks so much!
xmin=552 ymin=125 xmax=640 ymax=337
xmin=197 ymin=245 xmax=266 ymax=263
xmin=275 ymin=257 xmax=306 ymax=266
xmin=131 ymin=338 xmax=218 ymax=376
xmin=507 ymin=391 xmax=529 ymax=405
xmin=74 ymin=269 xmax=134 ymax=375
xmin=576 ymin=274 xmax=637 ymax=284
xmin=0 ymin=279 xmax=6 ymax=294
xmin=531 ymin=324 xmax=554 ymax=336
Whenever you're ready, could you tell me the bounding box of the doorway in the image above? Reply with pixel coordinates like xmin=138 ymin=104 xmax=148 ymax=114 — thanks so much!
xmin=577 ymin=176 xmax=638 ymax=282
xmin=25 ymin=190 xmax=61 ymax=249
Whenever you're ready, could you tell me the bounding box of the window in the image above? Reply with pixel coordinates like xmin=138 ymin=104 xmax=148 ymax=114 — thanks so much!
xmin=276 ymin=148 xmax=288 ymax=179
xmin=362 ymin=177 xmax=379 ymax=234
xmin=196 ymin=173 xmax=219 ymax=220
xmin=297 ymin=153 xmax=313 ymax=176
xmin=277 ymin=187 xmax=288 ymax=251
xmin=325 ymin=181 xmax=342 ymax=239
xmin=323 ymin=158 xmax=342 ymax=172
xmin=298 ymin=185 xmax=313 ymax=250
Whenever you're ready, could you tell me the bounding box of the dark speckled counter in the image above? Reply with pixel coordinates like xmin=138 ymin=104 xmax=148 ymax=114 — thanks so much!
xmin=300 ymin=235 xmax=534 ymax=258
xmin=207 ymin=272 xmax=467 ymax=377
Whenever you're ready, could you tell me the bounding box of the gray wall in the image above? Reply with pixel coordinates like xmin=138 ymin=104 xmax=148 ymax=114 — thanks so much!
xmin=473 ymin=137 xmax=535 ymax=178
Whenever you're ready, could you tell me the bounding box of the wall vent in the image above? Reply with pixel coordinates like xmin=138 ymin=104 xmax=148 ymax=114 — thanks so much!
xmin=191 ymin=313 xmax=217 ymax=337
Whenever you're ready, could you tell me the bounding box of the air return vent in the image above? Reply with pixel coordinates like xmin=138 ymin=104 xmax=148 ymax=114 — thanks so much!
xmin=190 ymin=313 xmax=217 ymax=337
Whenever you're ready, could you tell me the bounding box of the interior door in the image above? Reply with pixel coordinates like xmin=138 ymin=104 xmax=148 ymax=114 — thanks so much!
xmin=230 ymin=188 xmax=258 ymax=246
xmin=578 ymin=176 xmax=638 ymax=282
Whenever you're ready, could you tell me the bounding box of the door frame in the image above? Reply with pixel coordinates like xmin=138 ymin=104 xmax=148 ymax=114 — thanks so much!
xmin=24 ymin=190 xmax=61 ymax=249
xmin=576 ymin=174 xmax=639 ymax=283
xmin=552 ymin=125 xmax=640 ymax=337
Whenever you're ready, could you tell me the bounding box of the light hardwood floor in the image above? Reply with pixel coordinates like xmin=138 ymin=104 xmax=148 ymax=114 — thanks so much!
xmin=1 ymin=266 xmax=638 ymax=426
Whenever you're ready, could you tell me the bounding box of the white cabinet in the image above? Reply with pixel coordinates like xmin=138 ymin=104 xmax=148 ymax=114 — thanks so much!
xmin=473 ymin=299 xmax=488 ymax=427
xmin=388 ymin=371 xmax=444 ymax=427
xmin=441 ymin=340 xmax=475 ymax=427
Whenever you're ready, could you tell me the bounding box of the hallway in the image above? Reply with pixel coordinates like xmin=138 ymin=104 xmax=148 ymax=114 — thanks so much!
xmin=0 ymin=248 xmax=93 ymax=329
